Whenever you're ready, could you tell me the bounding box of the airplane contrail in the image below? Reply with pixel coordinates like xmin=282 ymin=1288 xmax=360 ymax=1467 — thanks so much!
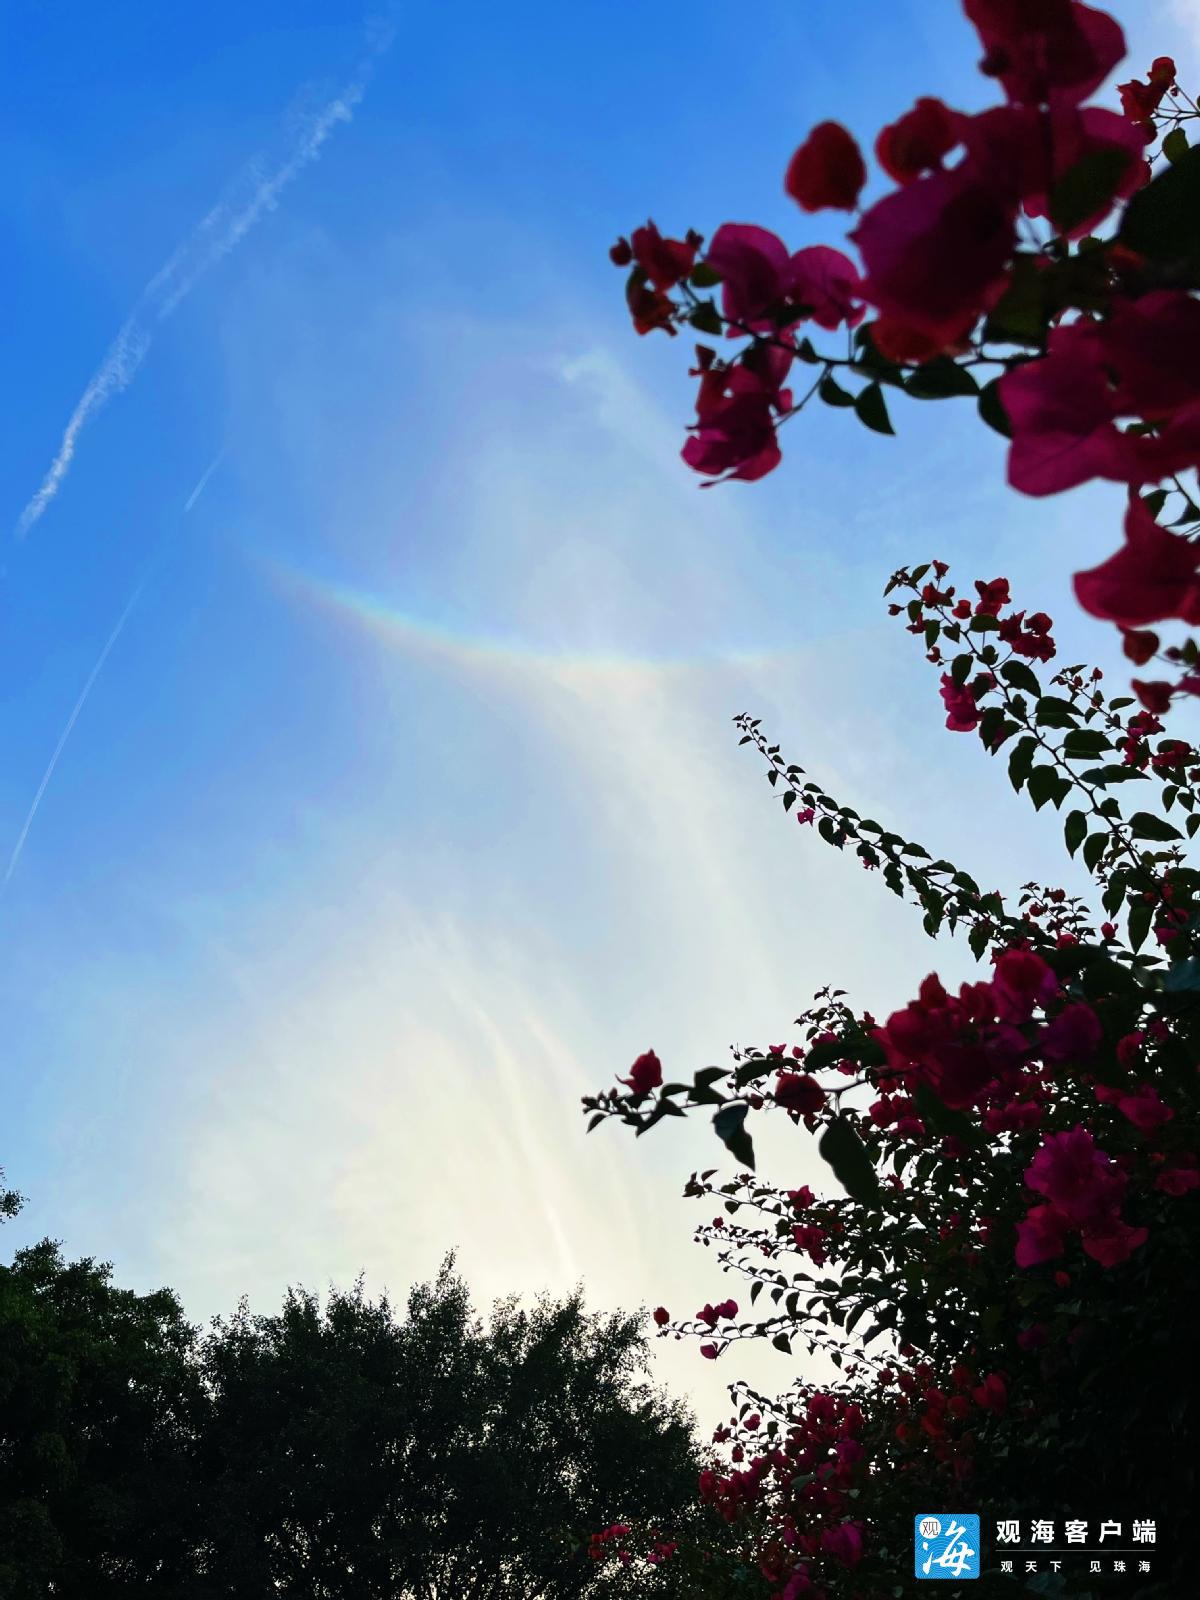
xmin=2 ymin=579 xmax=148 ymax=890
xmin=183 ymin=449 xmax=225 ymax=513
xmin=14 ymin=21 xmax=392 ymax=540
xmin=3 ymin=455 xmax=225 ymax=892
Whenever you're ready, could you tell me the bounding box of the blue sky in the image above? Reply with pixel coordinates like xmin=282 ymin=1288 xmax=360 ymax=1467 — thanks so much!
xmin=3 ymin=0 xmax=1199 ymax=1425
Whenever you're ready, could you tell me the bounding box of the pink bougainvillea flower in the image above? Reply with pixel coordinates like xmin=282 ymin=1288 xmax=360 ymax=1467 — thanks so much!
xmin=682 ymin=347 xmax=794 ymax=485
xmin=992 ymin=948 xmax=1059 ymax=1022
xmin=1121 ymin=627 xmax=1160 ymax=665
xmin=1118 ymin=55 xmax=1177 ymax=133
xmin=964 ymin=0 xmax=1126 ymax=110
xmin=699 ymin=1343 xmax=720 ymax=1360
xmin=852 ymin=165 xmax=1016 ymax=343
xmin=1038 ymin=1002 xmax=1103 ymax=1064
xmin=868 ymin=313 xmax=975 ymax=365
xmin=819 ymin=1521 xmax=864 ymax=1569
xmin=788 ymin=1184 xmax=816 ymax=1210
xmin=1025 ymin=1126 xmax=1127 ymax=1230
xmin=792 ymin=1223 xmax=829 ymax=1266
xmin=1115 ymin=1083 xmax=1174 ymax=1132
xmin=1132 ymin=679 xmax=1173 ymax=714
xmin=626 ymin=272 xmax=677 ymax=336
xmin=1000 ymin=321 xmax=1132 ymax=496
xmin=974 ymin=576 xmax=1011 ymax=614
xmin=796 ymin=806 xmax=816 ymax=825
xmin=785 ymin=121 xmax=866 ymax=211
xmin=705 ymin=223 xmax=792 ymax=329
xmin=652 ymin=1306 xmax=670 ymax=1326
xmin=997 ymin=608 xmax=1056 ymax=661
xmin=704 ymin=227 xmax=865 ymax=335
xmin=972 ymin=1372 xmax=1008 ymax=1413
xmin=774 ymin=1072 xmax=826 ymax=1115
xmin=630 ymin=220 xmax=700 ymax=292
xmin=1102 ymin=291 xmax=1200 ymax=419
xmin=1004 ymin=300 xmax=1200 ymax=496
xmin=1015 ymin=1201 xmax=1072 ymax=1266
xmin=876 ymin=96 xmax=962 ymax=184
xmin=940 ymin=673 xmax=981 ymax=731
xmin=619 ymin=1049 xmax=663 ymax=1095
xmin=788 ymin=245 xmax=865 ymax=331
xmin=1074 ymin=495 xmax=1200 ymax=627
xmin=1080 ymin=1218 xmax=1148 ymax=1266
xmin=1019 ymin=106 xmax=1147 ymax=238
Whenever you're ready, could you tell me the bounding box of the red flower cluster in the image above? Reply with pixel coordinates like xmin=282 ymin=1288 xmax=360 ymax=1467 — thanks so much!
xmin=774 ymin=1072 xmax=826 ymax=1116
xmin=618 ymin=1049 xmax=663 ymax=1095
xmin=697 ymin=1297 xmax=739 ymax=1327
xmin=874 ymin=952 xmax=1063 ymax=1111
xmin=1017 ymin=1125 xmax=1148 ymax=1267
xmin=610 ymin=2 xmax=1200 ymax=665
xmin=1118 ymin=55 xmax=1177 ymax=136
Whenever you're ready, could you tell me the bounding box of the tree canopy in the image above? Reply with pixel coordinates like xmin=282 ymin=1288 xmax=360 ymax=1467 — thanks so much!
xmin=0 ymin=1223 xmax=716 ymax=1598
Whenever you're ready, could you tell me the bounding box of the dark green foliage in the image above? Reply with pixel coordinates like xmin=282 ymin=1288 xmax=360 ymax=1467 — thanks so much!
xmin=0 ymin=1238 xmax=707 ymax=1598
xmin=0 ymin=1240 xmax=203 ymax=1600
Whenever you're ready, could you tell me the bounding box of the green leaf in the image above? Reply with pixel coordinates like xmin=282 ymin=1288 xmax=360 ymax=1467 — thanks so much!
xmin=688 ymin=300 xmax=722 ymax=335
xmin=1127 ymin=900 xmax=1152 ymax=954
xmin=1028 ymin=765 xmax=1068 ymax=811
xmin=1049 ymin=145 xmax=1134 ymax=234
xmin=1082 ymin=830 xmax=1107 ymax=874
xmin=772 ymin=1332 xmax=792 ymax=1354
xmin=854 ymin=382 xmax=894 ymax=435
xmin=983 ymin=255 xmax=1050 ymax=347
xmin=1035 ymin=695 xmax=1079 ymax=726
xmin=713 ymin=1103 xmax=755 ymax=1170
xmin=1129 ymin=810 xmax=1183 ymax=841
xmin=818 ymin=1116 xmax=880 ymax=1204
xmin=904 ymin=358 xmax=979 ymax=400
xmin=819 ymin=373 xmax=856 ymax=407
xmin=1062 ymin=728 xmax=1112 ymax=758
xmin=690 ymin=261 xmax=722 ymax=288
xmin=1080 ymin=764 xmax=1148 ymax=784
xmin=978 ymin=706 xmax=1017 ymax=751
xmin=1064 ymin=809 xmax=1088 ymax=857
xmin=1120 ymin=144 xmax=1200 ymax=277
xmin=1008 ymin=734 xmax=1038 ymax=793
xmin=1001 ymin=659 xmax=1041 ymax=697
xmin=978 ymin=375 xmax=1013 ymax=437
xmin=1163 ymin=126 xmax=1190 ymax=165
xmin=1142 ymin=487 xmax=1169 ymax=519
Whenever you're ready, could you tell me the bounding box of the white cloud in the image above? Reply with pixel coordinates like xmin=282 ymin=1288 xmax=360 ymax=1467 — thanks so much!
xmin=14 ymin=26 xmax=391 ymax=539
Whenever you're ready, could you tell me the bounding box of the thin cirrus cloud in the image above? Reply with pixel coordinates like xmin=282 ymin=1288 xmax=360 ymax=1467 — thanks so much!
xmin=13 ymin=22 xmax=393 ymax=542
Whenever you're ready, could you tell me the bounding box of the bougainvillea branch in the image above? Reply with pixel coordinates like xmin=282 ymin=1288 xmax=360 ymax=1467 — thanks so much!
xmin=581 ymin=557 xmax=1198 ymax=1597
xmin=611 ymin=1 xmax=1200 ymax=672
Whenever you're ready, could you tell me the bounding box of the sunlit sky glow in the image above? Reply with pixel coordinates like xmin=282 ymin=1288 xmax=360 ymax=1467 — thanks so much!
xmin=3 ymin=0 xmax=1197 ymax=1426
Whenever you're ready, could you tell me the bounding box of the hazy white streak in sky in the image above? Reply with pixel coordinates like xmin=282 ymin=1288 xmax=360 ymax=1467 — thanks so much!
xmin=1 ymin=578 xmax=149 ymax=890
xmin=4 ymin=448 xmax=227 ymax=891
xmin=14 ymin=30 xmax=389 ymax=540
xmin=183 ymin=450 xmax=226 ymax=513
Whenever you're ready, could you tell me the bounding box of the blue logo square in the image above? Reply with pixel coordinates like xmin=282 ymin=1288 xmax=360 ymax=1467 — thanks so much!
xmin=915 ymin=1514 xmax=980 ymax=1580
